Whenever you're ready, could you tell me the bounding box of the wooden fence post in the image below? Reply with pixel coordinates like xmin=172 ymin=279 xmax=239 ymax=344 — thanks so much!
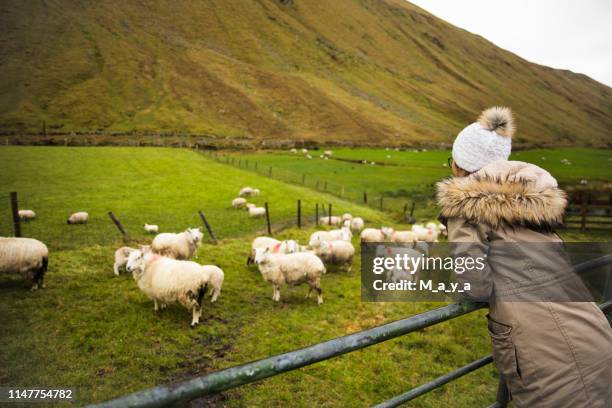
xmin=108 ymin=212 xmax=127 ymax=237
xmin=363 ymin=191 xmax=368 ymax=204
xmin=315 ymin=203 xmax=319 ymax=226
xmin=297 ymin=199 xmax=301 ymax=228
xmin=265 ymin=202 xmax=272 ymax=235
xmin=198 ymin=210 xmax=217 ymax=244
xmin=328 ymin=203 xmax=332 ymax=225
xmin=10 ymin=192 xmax=21 ymax=237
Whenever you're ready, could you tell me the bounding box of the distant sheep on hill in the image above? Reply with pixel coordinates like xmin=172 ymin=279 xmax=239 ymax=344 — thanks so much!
xmin=18 ymin=210 xmax=36 ymax=221
xmin=144 ymin=224 xmax=159 ymax=234
xmin=67 ymin=212 xmax=88 ymax=224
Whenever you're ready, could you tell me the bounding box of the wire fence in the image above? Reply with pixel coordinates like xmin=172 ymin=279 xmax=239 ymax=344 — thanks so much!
xmin=199 ymin=150 xmax=436 ymax=221
xmin=1 ymin=191 xmax=349 ymax=251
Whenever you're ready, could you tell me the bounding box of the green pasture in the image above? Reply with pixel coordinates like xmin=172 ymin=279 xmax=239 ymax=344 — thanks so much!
xmin=0 ymin=146 xmax=609 ymax=407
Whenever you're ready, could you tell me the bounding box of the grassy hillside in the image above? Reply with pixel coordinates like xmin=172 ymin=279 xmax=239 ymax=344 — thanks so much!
xmin=1 ymin=0 xmax=610 ymax=146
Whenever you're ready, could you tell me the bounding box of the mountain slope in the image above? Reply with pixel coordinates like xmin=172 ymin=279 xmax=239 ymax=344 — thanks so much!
xmin=1 ymin=0 xmax=610 ymax=146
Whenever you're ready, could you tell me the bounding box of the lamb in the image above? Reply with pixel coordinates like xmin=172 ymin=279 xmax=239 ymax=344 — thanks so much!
xmin=360 ymin=227 xmax=394 ymax=243
xmin=18 ymin=210 xmax=36 ymax=221
xmin=342 ymin=213 xmax=353 ymax=221
xmin=247 ymin=237 xmax=300 ymax=265
xmin=232 ymin=197 xmax=247 ymax=209
xmin=151 ymin=228 xmax=203 ymax=260
xmin=126 ymin=249 xmax=224 ymax=327
xmin=315 ymin=240 xmax=354 ymax=271
xmin=248 ymin=206 xmax=266 ymax=218
xmin=113 ymin=246 xmax=135 ymax=275
xmin=67 ymin=211 xmax=88 ymax=224
xmin=390 ymin=230 xmax=417 ymax=244
xmin=144 ymin=223 xmax=159 ymax=234
xmin=0 ymin=237 xmax=48 ymax=291
xmin=254 ymin=247 xmax=325 ymax=305
xmin=309 ymin=227 xmax=352 ymax=248
xmin=319 ymin=216 xmax=342 ymax=226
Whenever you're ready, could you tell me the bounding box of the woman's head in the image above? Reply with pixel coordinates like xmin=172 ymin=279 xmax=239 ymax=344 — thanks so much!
xmin=451 ymin=107 xmax=515 ymax=176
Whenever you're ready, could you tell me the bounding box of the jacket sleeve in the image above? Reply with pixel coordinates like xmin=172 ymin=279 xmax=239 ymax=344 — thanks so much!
xmin=447 ymin=217 xmax=493 ymax=302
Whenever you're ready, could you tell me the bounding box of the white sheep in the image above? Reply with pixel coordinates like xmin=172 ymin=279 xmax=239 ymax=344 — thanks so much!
xmin=309 ymin=227 xmax=352 ymax=247
xmin=113 ymin=246 xmax=135 ymax=275
xmin=349 ymin=217 xmax=364 ymax=233
xmin=144 ymin=223 xmax=159 ymax=234
xmin=0 ymin=237 xmax=48 ymax=290
xmin=239 ymin=186 xmax=255 ymax=197
xmin=18 ymin=210 xmax=36 ymax=221
xmin=306 ymin=154 xmax=313 ymax=159
xmin=232 ymin=197 xmax=247 ymax=209
xmin=301 ymin=148 xmax=308 ymax=154
xmin=246 ymin=203 xmax=256 ymax=210
xmin=342 ymin=213 xmax=353 ymax=221
xmin=252 ymin=188 xmax=260 ymax=196
xmin=247 ymin=237 xmax=299 ymax=265
xmin=248 ymin=206 xmax=266 ymax=218
xmin=67 ymin=211 xmax=88 ymax=224
xmin=151 ymin=228 xmax=203 ymax=260
xmin=375 ymin=242 xmax=429 ymax=283
xmin=315 ymin=240 xmax=354 ymax=271
xmin=254 ymin=247 xmax=325 ymax=305
xmin=319 ymin=216 xmax=342 ymax=226
xmin=412 ymin=225 xmax=438 ymax=242
xmin=126 ymin=249 xmax=224 ymax=327
xmin=360 ymin=227 xmax=394 ymax=242
xmin=324 ymin=150 xmax=333 ymax=156
xmin=390 ymin=230 xmax=417 ymax=244
xmin=290 ymin=148 xmax=297 ymax=153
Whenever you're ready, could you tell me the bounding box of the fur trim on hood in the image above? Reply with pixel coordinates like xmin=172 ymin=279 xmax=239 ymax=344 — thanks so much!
xmin=436 ymin=160 xmax=567 ymax=231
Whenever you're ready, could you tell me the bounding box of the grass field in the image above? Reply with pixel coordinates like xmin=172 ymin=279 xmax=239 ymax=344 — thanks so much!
xmin=225 ymin=147 xmax=612 ymax=219
xmin=0 ymin=146 xmax=609 ymax=407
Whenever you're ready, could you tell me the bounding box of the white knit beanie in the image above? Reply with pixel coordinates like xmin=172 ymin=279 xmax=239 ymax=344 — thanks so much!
xmin=452 ymin=107 xmax=515 ymax=173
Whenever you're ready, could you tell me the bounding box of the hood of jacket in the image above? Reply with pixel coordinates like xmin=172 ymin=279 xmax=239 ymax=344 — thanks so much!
xmin=436 ymin=160 xmax=567 ymax=231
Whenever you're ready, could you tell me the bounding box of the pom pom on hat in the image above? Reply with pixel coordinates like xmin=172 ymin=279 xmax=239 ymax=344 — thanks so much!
xmin=452 ymin=107 xmax=514 ymax=173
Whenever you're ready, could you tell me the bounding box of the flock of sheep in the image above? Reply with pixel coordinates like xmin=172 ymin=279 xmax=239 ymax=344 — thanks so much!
xmin=1 ymin=185 xmax=445 ymax=328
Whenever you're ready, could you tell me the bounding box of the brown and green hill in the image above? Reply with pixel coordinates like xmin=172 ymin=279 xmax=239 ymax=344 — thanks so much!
xmin=1 ymin=0 xmax=610 ymax=146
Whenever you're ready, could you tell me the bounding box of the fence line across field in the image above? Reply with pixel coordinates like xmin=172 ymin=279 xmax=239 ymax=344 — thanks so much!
xmin=87 ymin=256 xmax=612 ymax=408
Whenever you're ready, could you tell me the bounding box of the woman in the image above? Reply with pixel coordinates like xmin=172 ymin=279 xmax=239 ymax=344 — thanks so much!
xmin=436 ymin=107 xmax=612 ymax=407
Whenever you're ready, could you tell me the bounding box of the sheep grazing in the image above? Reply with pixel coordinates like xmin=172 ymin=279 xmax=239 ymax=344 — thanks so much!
xmin=67 ymin=211 xmax=88 ymax=224
xmin=246 ymin=203 xmax=256 ymax=209
xmin=18 ymin=210 xmax=36 ymax=221
xmin=290 ymin=148 xmax=297 ymax=153
xmin=144 ymin=223 xmax=159 ymax=234
xmin=324 ymin=150 xmax=333 ymax=156
xmin=360 ymin=227 xmax=394 ymax=243
xmin=248 ymin=206 xmax=266 ymax=218
xmin=342 ymin=213 xmax=353 ymax=222
xmin=113 ymin=246 xmax=135 ymax=275
xmin=309 ymin=227 xmax=352 ymax=248
xmin=306 ymin=154 xmax=313 ymax=159
xmin=301 ymin=148 xmax=308 ymax=154
xmin=390 ymin=230 xmax=417 ymax=244
xmin=254 ymin=247 xmax=325 ymax=305
xmin=319 ymin=215 xmax=342 ymax=226
xmin=232 ymin=197 xmax=247 ymax=209
xmin=126 ymin=249 xmax=224 ymax=327
xmin=315 ymin=240 xmax=355 ymax=271
xmin=239 ymin=186 xmax=256 ymax=197
xmin=0 ymin=237 xmax=48 ymax=291
xmin=152 ymin=228 xmax=203 ymax=260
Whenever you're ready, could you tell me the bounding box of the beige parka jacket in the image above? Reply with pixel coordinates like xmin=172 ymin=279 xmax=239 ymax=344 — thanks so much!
xmin=437 ymin=160 xmax=612 ymax=408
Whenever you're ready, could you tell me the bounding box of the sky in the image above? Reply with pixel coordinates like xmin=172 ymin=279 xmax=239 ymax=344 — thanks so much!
xmin=408 ymin=0 xmax=612 ymax=87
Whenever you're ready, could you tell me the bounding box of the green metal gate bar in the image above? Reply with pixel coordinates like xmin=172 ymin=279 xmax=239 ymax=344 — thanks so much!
xmin=88 ymin=301 xmax=484 ymax=408
xmin=88 ymin=256 xmax=612 ymax=408
xmin=373 ymin=355 xmax=494 ymax=408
